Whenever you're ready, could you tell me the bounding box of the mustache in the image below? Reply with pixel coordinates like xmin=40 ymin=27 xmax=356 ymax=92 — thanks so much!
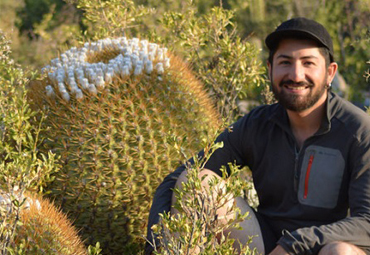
xmin=279 ymin=80 xmax=314 ymax=87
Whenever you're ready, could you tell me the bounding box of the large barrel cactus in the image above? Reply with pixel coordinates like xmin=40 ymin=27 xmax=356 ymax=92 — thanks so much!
xmin=0 ymin=192 xmax=87 ymax=254
xmin=29 ymin=37 xmax=221 ymax=253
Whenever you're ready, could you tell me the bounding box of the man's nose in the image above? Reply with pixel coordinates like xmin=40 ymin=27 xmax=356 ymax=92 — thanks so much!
xmin=289 ymin=63 xmax=305 ymax=82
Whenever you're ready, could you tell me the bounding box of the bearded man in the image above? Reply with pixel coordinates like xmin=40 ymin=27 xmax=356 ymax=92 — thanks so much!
xmin=146 ymin=17 xmax=370 ymax=255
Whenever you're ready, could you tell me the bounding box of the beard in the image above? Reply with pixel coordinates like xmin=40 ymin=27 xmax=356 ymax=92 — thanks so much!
xmin=271 ymin=75 xmax=328 ymax=112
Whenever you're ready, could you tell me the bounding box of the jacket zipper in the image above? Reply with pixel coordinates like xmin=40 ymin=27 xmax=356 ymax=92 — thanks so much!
xmin=294 ymin=148 xmax=300 ymax=192
xmin=303 ymin=154 xmax=315 ymax=199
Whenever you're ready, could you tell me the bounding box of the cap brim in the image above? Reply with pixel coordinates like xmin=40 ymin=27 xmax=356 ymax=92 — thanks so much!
xmin=265 ymin=29 xmax=327 ymax=51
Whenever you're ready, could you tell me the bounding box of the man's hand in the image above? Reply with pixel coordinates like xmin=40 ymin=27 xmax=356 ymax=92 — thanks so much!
xmin=268 ymin=245 xmax=290 ymax=255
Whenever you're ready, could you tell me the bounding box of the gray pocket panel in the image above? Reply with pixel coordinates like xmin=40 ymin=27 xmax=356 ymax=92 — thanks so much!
xmin=298 ymin=145 xmax=345 ymax=209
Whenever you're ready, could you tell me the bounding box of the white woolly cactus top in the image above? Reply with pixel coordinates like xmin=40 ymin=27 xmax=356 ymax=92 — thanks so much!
xmin=42 ymin=37 xmax=171 ymax=102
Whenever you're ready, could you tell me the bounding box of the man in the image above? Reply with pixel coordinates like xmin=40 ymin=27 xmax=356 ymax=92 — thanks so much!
xmin=146 ymin=17 xmax=370 ymax=254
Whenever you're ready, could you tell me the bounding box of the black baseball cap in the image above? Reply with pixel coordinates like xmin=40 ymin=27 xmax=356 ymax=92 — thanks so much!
xmin=265 ymin=17 xmax=334 ymax=62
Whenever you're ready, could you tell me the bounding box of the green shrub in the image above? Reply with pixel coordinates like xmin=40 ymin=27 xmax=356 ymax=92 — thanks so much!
xmin=150 ymin=142 xmax=258 ymax=255
xmin=0 ymin=30 xmax=60 ymax=254
xmin=158 ymin=5 xmax=266 ymax=122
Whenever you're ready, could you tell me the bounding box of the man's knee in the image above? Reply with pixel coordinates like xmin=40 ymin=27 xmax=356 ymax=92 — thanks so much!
xmin=174 ymin=170 xmax=189 ymax=189
xmin=172 ymin=169 xmax=224 ymax=211
xmin=318 ymin=241 xmax=365 ymax=255
xmin=173 ymin=169 xmax=234 ymax=216
xmin=174 ymin=169 xmax=221 ymax=190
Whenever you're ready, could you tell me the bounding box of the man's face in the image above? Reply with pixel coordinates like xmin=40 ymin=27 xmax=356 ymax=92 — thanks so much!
xmin=268 ymin=38 xmax=336 ymax=113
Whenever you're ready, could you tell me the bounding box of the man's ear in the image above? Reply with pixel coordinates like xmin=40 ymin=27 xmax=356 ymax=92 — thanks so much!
xmin=267 ymin=61 xmax=272 ymax=80
xmin=327 ymin=62 xmax=338 ymax=84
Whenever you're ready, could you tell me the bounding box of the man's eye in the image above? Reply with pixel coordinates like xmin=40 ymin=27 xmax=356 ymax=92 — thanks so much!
xmin=304 ymin=61 xmax=314 ymax=66
xmin=279 ymin=61 xmax=290 ymax=65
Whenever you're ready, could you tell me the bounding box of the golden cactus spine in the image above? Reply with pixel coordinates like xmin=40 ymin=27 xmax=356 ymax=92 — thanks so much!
xmin=30 ymin=37 xmax=221 ymax=254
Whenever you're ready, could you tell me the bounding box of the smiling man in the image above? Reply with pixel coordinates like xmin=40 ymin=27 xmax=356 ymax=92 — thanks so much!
xmin=146 ymin=18 xmax=370 ymax=255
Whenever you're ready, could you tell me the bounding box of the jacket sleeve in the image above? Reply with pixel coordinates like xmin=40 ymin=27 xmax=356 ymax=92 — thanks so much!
xmin=277 ymin=138 xmax=370 ymax=254
xmin=145 ymin=162 xmax=187 ymax=254
xmin=145 ymin=116 xmax=249 ymax=254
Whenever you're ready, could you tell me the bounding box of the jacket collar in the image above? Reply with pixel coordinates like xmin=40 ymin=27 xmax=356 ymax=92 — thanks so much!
xmin=270 ymin=91 xmax=338 ymax=135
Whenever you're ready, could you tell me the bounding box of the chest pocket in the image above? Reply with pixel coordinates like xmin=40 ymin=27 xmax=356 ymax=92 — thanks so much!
xmin=298 ymin=145 xmax=345 ymax=209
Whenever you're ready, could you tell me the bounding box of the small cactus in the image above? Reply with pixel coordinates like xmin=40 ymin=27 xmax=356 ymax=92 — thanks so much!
xmin=1 ymin=192 xmax=87 ymax=254
xmin=29 ymin=37 xmax=221 ymax=253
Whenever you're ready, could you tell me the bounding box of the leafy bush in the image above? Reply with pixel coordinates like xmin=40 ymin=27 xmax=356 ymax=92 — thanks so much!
xmin=0 ymin=30 xmax=62 ymax=254
xmin=64 ymin=0 xmax=156 ymax=40
xmin=314 ymin=0 xmax=370 ymax=101
xmin=158 ymin=5 xmax=266 ymax=122
xmin=150 ymin=142 xmax=258 ymax=255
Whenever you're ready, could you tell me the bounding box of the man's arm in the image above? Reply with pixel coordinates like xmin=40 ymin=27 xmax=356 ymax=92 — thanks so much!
xmin=145 ymin=162 xmax=186 ymax=254
xmin=277 ymin=215 xmax=370 ymax=255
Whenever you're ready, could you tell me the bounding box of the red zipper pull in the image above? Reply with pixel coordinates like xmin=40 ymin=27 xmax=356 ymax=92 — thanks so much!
xmin=304 ymin=155 xmax=314 ymax=199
